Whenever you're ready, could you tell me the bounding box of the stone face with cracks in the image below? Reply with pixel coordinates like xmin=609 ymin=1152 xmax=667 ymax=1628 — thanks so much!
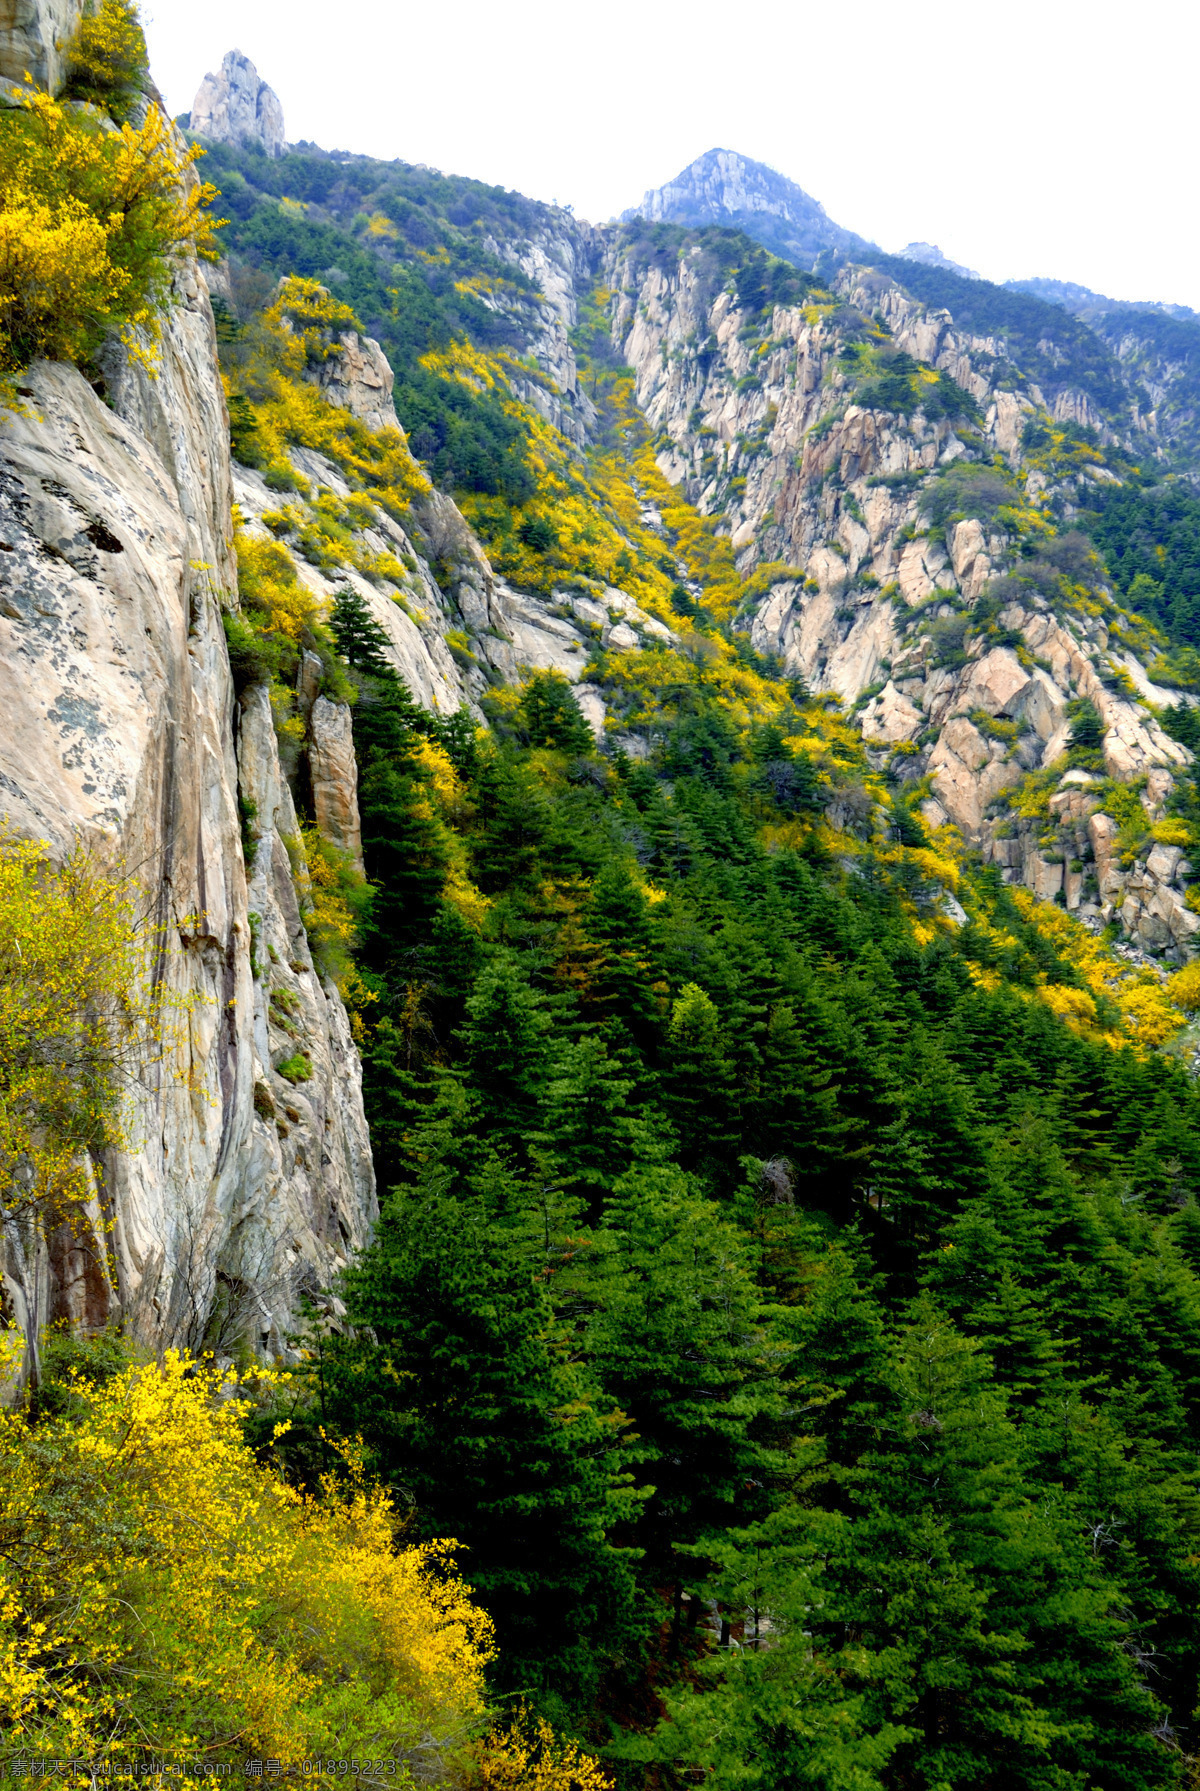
xmin=0 ymin=0 xmax=79 ymax=88
xmin=309 ymin=697 xmax=363 ymax=872
xmin=0 ymin=272 xmax=374 ymax=1359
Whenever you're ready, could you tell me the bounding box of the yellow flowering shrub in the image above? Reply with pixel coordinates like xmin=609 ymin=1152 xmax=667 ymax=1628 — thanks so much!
xmin=226 ymin=278 xmax=430 ymax=513
xmin=405 ymin=737 xmax=490 ymax=932
xmin=296 ymin=824 xmax=371 ymax=987
xmin=236 ymin=527 xmax=321 ymax=640
xmin=0 ymin=81 xmax=220 ymax=385
xmin=57 ymin=0 xmax=149 ymax=123
xmin=0 ymin=1350 xmax=493 ymax=1775
xmin=0 ymin=832 xmax=173 ymax=1240
xmin=1151 ymin=817 xmax=1192 ymax=848
xmin=1008 ymin=887 xmax=1184 ymax=1048
xmin=470 ymin=1705 xmax=609 ymax=1789
xmin=1166 ymin=959 xmax=1200 ymax=1012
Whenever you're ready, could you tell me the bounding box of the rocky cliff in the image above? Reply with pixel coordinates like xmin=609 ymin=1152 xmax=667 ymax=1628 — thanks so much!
xmin=900 ymin=242 xmax=981 ymax=281
xmin=190 ymin=50 xmax=286 ymax=159
xmin=603 ymin=234 xmax=1200 ymax=960
xmin=0 ymin=1 xmax=379 ymax=1357
xmin=0 ymin=264 xmax=378 ymax=1358
xmin=0 ymin=0 xmax=78 ymax=91
xmin=0 ymin=205 xmax=651 ymax=1361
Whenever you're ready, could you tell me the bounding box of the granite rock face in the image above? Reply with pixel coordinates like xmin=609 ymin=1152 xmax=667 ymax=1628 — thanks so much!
xmin=0 ymin=0 xmax=80 ymax=88
xmin=309 ymin=697 xmax=363 ymax=871
xmin=191 ymin=50 xmax=285 ymax=159
xmin=900 ymin=242 xmax=981 ymax=281
xmin=315 ymin=330 xmax=401 ymax=434
xmin=603 ymin=234 xmax=1200 ymax=959
xmin=0 ymin=258 xmax=373 ymax=1363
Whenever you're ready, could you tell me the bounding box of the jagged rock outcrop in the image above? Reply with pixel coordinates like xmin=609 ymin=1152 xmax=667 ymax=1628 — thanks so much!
xmin=483 ymin=218 xmax=601 ymax=449
xmin=309 ymin=696 xmax=363 ymax=870
xmin=190 ymin=50 xmax=285 ymax=159
xmin=314 ymin=329 xmax=400 ymax=434
xmin=0 ymin=248 xmax=373 ymax=1359
xmin=604 ymin=235 xmax=1200 ymax=960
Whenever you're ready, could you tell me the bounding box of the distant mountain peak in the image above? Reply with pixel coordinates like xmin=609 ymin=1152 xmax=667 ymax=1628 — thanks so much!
xmin=899 ymin=241 xmax=981 ymax=281
xmin=621 ymin=148 xmax=874 ymax=270
xmin=190 ymin=50 xmax=286 ymax=160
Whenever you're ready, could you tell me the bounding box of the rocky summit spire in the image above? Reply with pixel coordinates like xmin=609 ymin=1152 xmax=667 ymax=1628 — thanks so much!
xmin=190 ymin=49 xmax=285 ymax=159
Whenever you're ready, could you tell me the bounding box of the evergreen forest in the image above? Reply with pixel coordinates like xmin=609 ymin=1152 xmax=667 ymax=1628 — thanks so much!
xmin=276 ymin=588 xmax=1200 ymax=1790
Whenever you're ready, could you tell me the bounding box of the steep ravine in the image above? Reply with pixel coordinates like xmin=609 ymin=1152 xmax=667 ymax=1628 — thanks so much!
xmin=5 ymin=12 xmax=1200 ymax=1363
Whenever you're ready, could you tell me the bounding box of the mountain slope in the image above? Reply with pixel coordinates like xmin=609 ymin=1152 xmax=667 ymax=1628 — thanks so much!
xmin=627 ymin=150 xmax=1200 ymax=462
xmin=198 ymin=134 xmax=1200 ymax=1776
xmin=198 ymin=129 xmax=1200 ymax=969
xmin=622 ymin=146 xmax=875 ymax=268
xmin=10 ymin=18 xmax=1200 ymax=1780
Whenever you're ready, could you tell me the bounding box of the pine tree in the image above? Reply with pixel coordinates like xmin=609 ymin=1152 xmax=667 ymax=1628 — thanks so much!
xmin=327 ymin=1177 xmax=644 ymax=1715
xmin=454 ymin=953 xmax=551 ymax=1166
xmin=591 ymin=1165 xmax=788 ymax=1597
xmin=660 ymin=981 xmax=740 ymax=1176
xmin=533 ymin=1031 xmax=669 ymax=1219
xmin=518 ymin=669 xmax=594 ymax=754
xmin=330 ymin=583 xmax=395 ymax=679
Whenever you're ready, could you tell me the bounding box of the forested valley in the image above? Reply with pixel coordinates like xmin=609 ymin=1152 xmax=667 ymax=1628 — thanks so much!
xmin=7 ymin=6 xmax=1200 ymax=1786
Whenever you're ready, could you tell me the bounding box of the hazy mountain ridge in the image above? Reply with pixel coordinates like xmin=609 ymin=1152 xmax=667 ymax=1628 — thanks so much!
xmin=626 ymin=149 xmax=1200 ymax=460
xmin=621 ymin=146 xmax=875 ymax=270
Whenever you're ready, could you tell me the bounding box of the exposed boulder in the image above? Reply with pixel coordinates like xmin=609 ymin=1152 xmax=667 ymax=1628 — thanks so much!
xmin=928 ymin=718 xmax=1021 ymax=837
xmin=315 ymin=331 xmax=401 ymax=434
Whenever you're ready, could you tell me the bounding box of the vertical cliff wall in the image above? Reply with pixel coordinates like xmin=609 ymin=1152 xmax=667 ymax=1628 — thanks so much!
xmin=0 ymin=0 xmax=80 ymax=92
xmin=0 ymin=248 xmax=375 ymax=1355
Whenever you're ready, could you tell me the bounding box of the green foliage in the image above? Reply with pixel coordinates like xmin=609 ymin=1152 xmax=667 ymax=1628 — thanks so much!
xmin=273 ymin=611 xmax=1200 ymax=1775
xmin=275 ymin=1051 xmax=312 ymax=1083
xmin=516 ymin=513 xmax=557 ymax=552
xmin=1067 ymin=696 xmax=1105 ymax=752
xmin=199 ymin=138 xmax=542 ymax=505
xmin=225 ymin=390 xmax=261 ymax=465
xmin=330 ymin=583 xmax=393 ymax=680
xmin=516 ymin=670 xmax=593 ymax=753
xmin=1089 ymin=479 xmax=1200 ymax=646
xmin=855 ymin=350 xmax=980 ymax=423
xmin=1160 ymin=699 xmax=1200 ymax=756
xmin=222 ymin=609 xmax=280 ymax=691
xmin=197 ymin=132 xmax=1200 ymax=1786
xmin=923 ymin=463 xmax=1016 ymax=531
xmin=319 ymin=1164 xmax=643 ymax=1712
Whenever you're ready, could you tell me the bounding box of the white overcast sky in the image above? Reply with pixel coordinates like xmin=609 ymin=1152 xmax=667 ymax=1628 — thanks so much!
xmin=143 ymin=0 xmax=1199 ymax=310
